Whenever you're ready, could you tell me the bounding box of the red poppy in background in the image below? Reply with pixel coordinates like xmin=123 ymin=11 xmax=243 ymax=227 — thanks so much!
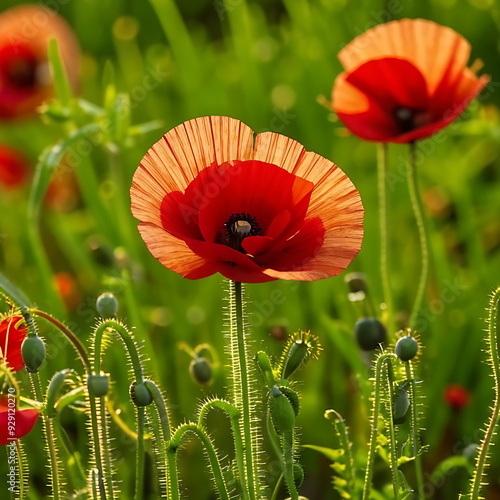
xmin=0 ymin=145 xmax=29 ymax=189
xmin=0 ymin=315 xmax=27 ymax=372
xmin=331 ymin=19 xmax=489 ymax=143
xmin=131 ymin=116 xmax=363 ymax=283
xmin=444 ymin=384 xmax=470 ymax=411
xmin=0 ymin=5 xmax=79 ymax=119
xmin=55 ymin=272 xmax=81 ymax=311
xmin=0 ymin=396 xmax=38 ymax=445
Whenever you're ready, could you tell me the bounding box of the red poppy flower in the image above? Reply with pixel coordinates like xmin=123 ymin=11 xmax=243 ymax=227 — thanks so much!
xmin=0 ymin=316 xmax=27 ymax=372
xmin=0 ymin=145 xmax=29 ymax=189
xmin=444 ymin=384 xmax=470 ymax=411
xmin=0 ymin=396 xmax=38 ymax=445
xmin=131 ymin=116 xmax=363 ymax=283
xmin=331 ymin=19 xmax=489 ymax=143
xmin=0 ymin=5 xmax=79 ymax=119
xmin=55 ymin=272 xmax=81 ymax=311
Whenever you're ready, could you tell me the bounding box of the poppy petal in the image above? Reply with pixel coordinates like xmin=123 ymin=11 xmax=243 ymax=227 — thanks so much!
xmin=137 ymin=223 xmax=216 ymax=279
xmin=131 ymin=116 xmax=254 ymax=227
xmin=0 ymin=316 xmax=27 ymax=372
xmin=338 ymin=18 xmax=471 ymax=96
xmin=0 ymin=400 xmax=38 ymax=445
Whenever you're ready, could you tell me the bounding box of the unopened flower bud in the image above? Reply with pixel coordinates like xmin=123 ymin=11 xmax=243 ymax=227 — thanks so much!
xmin=46 ymin=369 xmax=73 ymax=417
xmin=130 ymin=381 xmax=153 ymax=407
xmin=22 ymin=335 xmax=46 ymax=373
xmin=279 ymin=386 xmax=300 ymax=417
xmin=344 ymin=272 xmax=367 ymax=294
xmin=293 ymin=463 xmax=304 ymax=488
xmin=354 ymin=318 xmax=386 ymax=351
xmin=189 ymin=357 xmax=213 ymax=386
xmin=283 ymin=340 xmax=308 ymax=379
xmin=96 ymin=292 xmax=118 ymax=318
xmin=255 ymin=351 xmax=275 ymax=387
xmin=269 ymin=386 xmax=296 ymax=434
xmin=395 ymin=335 xmax=418 ymax=361
xmin=87 ymin=374 xmax=110 ymax=397
xmin=392 ymin=383 xmax=410 ymax=425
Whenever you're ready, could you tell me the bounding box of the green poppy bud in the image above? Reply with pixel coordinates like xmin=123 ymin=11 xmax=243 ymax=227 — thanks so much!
xmin=395 ymin=335 xmax=418 ymax=361
xmin=392 ymin=383 xmax=410 ymax=425
xmin=354 ymin=317 xmax=386 ymax=351
xmin=130 ymin=381 xmax=153 ymax=407
xmin=279 ymin=386 xmax=300 ymax=417
xmin=293 ymin=463 xmax=304 ymax=488
xmin=255 ymin=351 xmax=275 ymax=387
xmin=283 ymin=340 xmax=308 ymax=379
xmin=21 ymin=335 xmax=46 ymax=373
xmin=344 ymin=272 xmax=367 ymax=293
xmin=96 ymin=292 xmax=118 ymax=318
xmin=87 ymin=374 xmax=110 ymax=397
xmin=46 ymin=369 xmax=74 ymax=418
xmin=189 ymin=357 xmax=213 ymax=386
xmin=269 ymin=386 xmax=296 ymax=434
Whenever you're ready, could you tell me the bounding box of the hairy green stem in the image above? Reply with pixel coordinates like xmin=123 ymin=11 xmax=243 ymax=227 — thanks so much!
xmin=135 ymin=406 xmax=145 ymax=500
xmin=16 ymin=441 xmax=25 ymax=499
xmin=362 ymin=353 xmax=397 ymax=500
xmin=168 ymin=424 xmax=230 ymax=500
xmin=230 ymin=280 xmax=258 ymax=499
xmin=407 ymin=142 xmax=429 ymax=330
xmin=377 ymin=143 xmax=394 ymax=333
xmin=198 ymin=399 xmax=247 ymax=498
xmin=385 ymin=360 xmax=400 ymax=499
xmin=88 ymin=395 xmax=107 ymax=499
xmin=405 ymin=361 xmax=424 ymax=498
xmin=30 ymin=309 xmax=91 ymax=372
xmin=31 ymin=373 xmax=61 ymax=500
xmin=282 ymin=431 xmax=299 ymax=500
xmin=468 ymin=287 xmax=500 ymax=499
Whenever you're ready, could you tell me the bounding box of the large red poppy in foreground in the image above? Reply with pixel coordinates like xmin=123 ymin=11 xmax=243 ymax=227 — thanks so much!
xmin=0 ymin=397 xmax=38 ymax=445
xmin=0 ymin=5 xmax=79 ymax=119
xmin=0 ymin=315 xmax=27 ymax=372
xmin=131 ymin=116 xmax=363 ymax=283
xmin=332 ymin=19 xmax=489 ymax=143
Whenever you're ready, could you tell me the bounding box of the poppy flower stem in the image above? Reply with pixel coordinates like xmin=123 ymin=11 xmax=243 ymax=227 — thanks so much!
xmin=362 ymin=352 xmax=398 ymax=500
xmin=404 ymin=360 xmax=424 ymax=499
xmin=282 ymin=431 xmax=299 ymax=500
xmin=30 ymin=372 xmax=61 ymax=500
xmin=407 ymin=142 xmax=429 ymax=331
xmin=467 ymin=287 xmax=500 ymax=500
xmin=229 ymin=280 xmax=259 ymax=500
xmin=377 ymin=143 xmax=394 ymax=334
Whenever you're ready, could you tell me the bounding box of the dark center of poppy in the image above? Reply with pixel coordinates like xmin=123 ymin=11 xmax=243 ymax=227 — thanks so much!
xmin=394 ymin=107 xmax=416 ymax=133
xmin=224 ymin=213 xmax=262 ymax=252
xmin=4 ymin=56 xmax=38 ymax=89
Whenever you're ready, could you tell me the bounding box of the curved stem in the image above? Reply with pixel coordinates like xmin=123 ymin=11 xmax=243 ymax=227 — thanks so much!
xmin=405 ymin=361 xmax=424 ymax=499
xmin=30 ymin=309 xmax=91 ymax=372
xmin=282 ymin=430 xmax=299 ymax=500
xmin=168 ymin=423 xmax=230 ymax=500
xmin=198 ymin=398 xmax=247 ymax=499
xmin=377 ymin=143 xmax=394 ymax=333
xmin=468 ymin=288 xmax=500 ymax=499
xmin=230 ymin=280 xmax=258 ymax=499
xmin=407 ymin=142 xmax=429 ymax=330
xmin=270 ymin=474 xmax=284 ymax=500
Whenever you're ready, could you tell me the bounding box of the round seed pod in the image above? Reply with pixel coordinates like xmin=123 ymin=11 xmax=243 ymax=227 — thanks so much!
xmin=87 ymin=374 xmax=110 ymax=397
xmin=392 ymin=384 xmax=410 ymax=425
xmin=96 ymin=292 xmax=118 ymax=318
xmin=189 ymin=357 xmax=212 ymax=386
xmin=354 ymin=318 xmax=387 ymax=351
xmin=21 ymin=335 xmax=46 ymax=373
xmin=130 ymin=381 xmax=153 ymax=407
xmin=269 ymin=386 xmax=296 ymax=434
xmin=395 ymin=336 xmax=419 ymax=361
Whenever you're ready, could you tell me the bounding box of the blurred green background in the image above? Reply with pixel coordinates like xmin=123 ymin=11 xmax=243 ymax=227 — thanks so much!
xmin=1 ymin=0 xmax=500 ymax=498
